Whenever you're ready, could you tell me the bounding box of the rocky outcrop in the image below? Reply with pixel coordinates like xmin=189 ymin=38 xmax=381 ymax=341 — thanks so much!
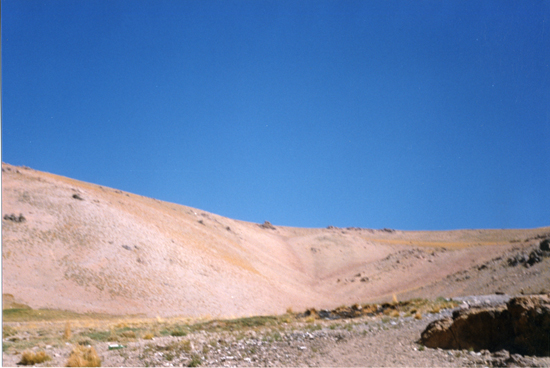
xmin=259 ymin=221 xmax=276 ymax=230
xmin=507 ymin=294 xmax=550 ymax=356
xmin=420 ymin=294 xmax=550 ymax=356
xmin=507 ymin=242 xmax=550 ymax=267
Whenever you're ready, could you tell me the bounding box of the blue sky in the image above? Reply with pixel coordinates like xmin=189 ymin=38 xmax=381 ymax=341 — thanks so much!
xmin=2 ymin=0 xmax=550 ymax=230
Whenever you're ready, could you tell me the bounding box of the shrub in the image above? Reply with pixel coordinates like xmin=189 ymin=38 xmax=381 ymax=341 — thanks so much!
xmin=414 ymin=312 xmax=423 ymax=320
xmin=143 ymin=332 xmax=154 ymax=340
xmin=19 ymin=351 xmax=52 ymax=365
xmin=66 ymin=345 xmax=101 ymax=367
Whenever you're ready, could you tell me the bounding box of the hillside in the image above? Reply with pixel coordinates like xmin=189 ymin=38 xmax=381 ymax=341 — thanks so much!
xmin=2 ymin=163 xmax=549 ymax=317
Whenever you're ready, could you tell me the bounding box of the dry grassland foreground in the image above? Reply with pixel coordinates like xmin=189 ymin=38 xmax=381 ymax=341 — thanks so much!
xmin=3 ymin=298 xmax=550 ymax=367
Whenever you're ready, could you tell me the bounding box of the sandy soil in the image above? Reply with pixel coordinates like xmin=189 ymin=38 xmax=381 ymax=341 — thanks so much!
xmin=2 ymin=162 xmax=549 ymax=319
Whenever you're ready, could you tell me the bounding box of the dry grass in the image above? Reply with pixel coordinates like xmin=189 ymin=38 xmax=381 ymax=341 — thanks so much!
xmin=66 ymin=345 xmax=101 ymax=367
xmin=19 ymin=350 xmax=52 ymax=365
xmin=64 ymin=321 xmax=72 ymax=340
xmin=121 ymin=330 xmax=136 ymax=338
xmin=305 ymin=315 xmax=316 ymax=323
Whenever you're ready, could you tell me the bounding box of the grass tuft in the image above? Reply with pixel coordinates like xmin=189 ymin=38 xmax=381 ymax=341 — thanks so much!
xmin=19 ymin=351 xmax=52 ymax=365
xmin=121 ymin=330 xmax=136 ymax=338
xmin=188 ymin=353 xmax=202 ymax=367
xmin=66 ymin=345 xmax=101 ymax=367
xmin=64 ymin=321 xmax=72 ymax=340
xmin=170 ymin=328 xmax=188 ymax=337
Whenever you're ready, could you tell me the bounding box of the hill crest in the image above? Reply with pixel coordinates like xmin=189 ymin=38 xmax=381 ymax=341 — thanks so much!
xmin=2 ymin=163 xmax=549 ymax=317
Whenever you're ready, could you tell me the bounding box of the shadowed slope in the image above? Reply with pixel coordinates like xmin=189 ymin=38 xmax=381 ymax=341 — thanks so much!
xmin=2 ymin=163 xmax=549 ymax=317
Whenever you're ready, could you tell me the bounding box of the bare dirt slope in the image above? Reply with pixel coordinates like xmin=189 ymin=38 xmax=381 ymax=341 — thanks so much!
xmin=2 ymin=163 xmax=549 ymax=318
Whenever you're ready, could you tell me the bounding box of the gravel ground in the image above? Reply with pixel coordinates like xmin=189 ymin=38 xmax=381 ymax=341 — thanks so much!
xmin=4 ymin=303 xmax=549 ymax=367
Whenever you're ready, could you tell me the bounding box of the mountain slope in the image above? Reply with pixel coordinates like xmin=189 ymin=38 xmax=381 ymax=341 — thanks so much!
xmin=2 ymin=163 xmax=549 ymax=317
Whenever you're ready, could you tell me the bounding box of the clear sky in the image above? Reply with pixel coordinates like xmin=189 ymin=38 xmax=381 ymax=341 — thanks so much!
xmin=2 ymin=0 xmax=550 ymax=230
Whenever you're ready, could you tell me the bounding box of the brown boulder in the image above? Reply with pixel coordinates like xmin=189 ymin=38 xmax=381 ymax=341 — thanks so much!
xmin=507 ymin=295 xmax=550 ymax=356
xmin=420 ymin=295 xmax=550 ymax=356
xmin=420 ymin=307 xmax=513 ymax=351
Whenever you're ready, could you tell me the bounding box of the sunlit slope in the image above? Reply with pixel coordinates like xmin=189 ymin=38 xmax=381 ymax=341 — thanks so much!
xmin=2 ymin=163 xmax=549 ymax=317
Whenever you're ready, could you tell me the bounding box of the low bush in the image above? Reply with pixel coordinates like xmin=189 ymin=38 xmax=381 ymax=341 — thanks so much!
xmin=66 ymin=345 xmax=101 ymax=367
xmin=19 ymin=351 xmax=52 ymax=365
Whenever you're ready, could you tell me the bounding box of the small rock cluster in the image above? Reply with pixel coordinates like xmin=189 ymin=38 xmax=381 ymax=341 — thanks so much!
xmin=259 ymin=221 xmax=276 ymax=230
xmin=507 ymin=239 xmax=550 ymax=267
xmin=3 ymin=213 xmax=26 ymax=223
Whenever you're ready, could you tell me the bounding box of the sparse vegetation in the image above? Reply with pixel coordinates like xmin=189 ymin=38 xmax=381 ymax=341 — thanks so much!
xmin=121 ymin=330 xmax=136 ymax=338
xmin=2 ymin=297 xmax=462 ymax=366
xmin=3 ymin=325 xmax=17 ymax=337
xmin=169 ymin=325 xmax=188 ymax=336
xmin=3 ymin=308 xmax=119 ymax=322
xmin=188 ymin=353 xmax=202 ymax=367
